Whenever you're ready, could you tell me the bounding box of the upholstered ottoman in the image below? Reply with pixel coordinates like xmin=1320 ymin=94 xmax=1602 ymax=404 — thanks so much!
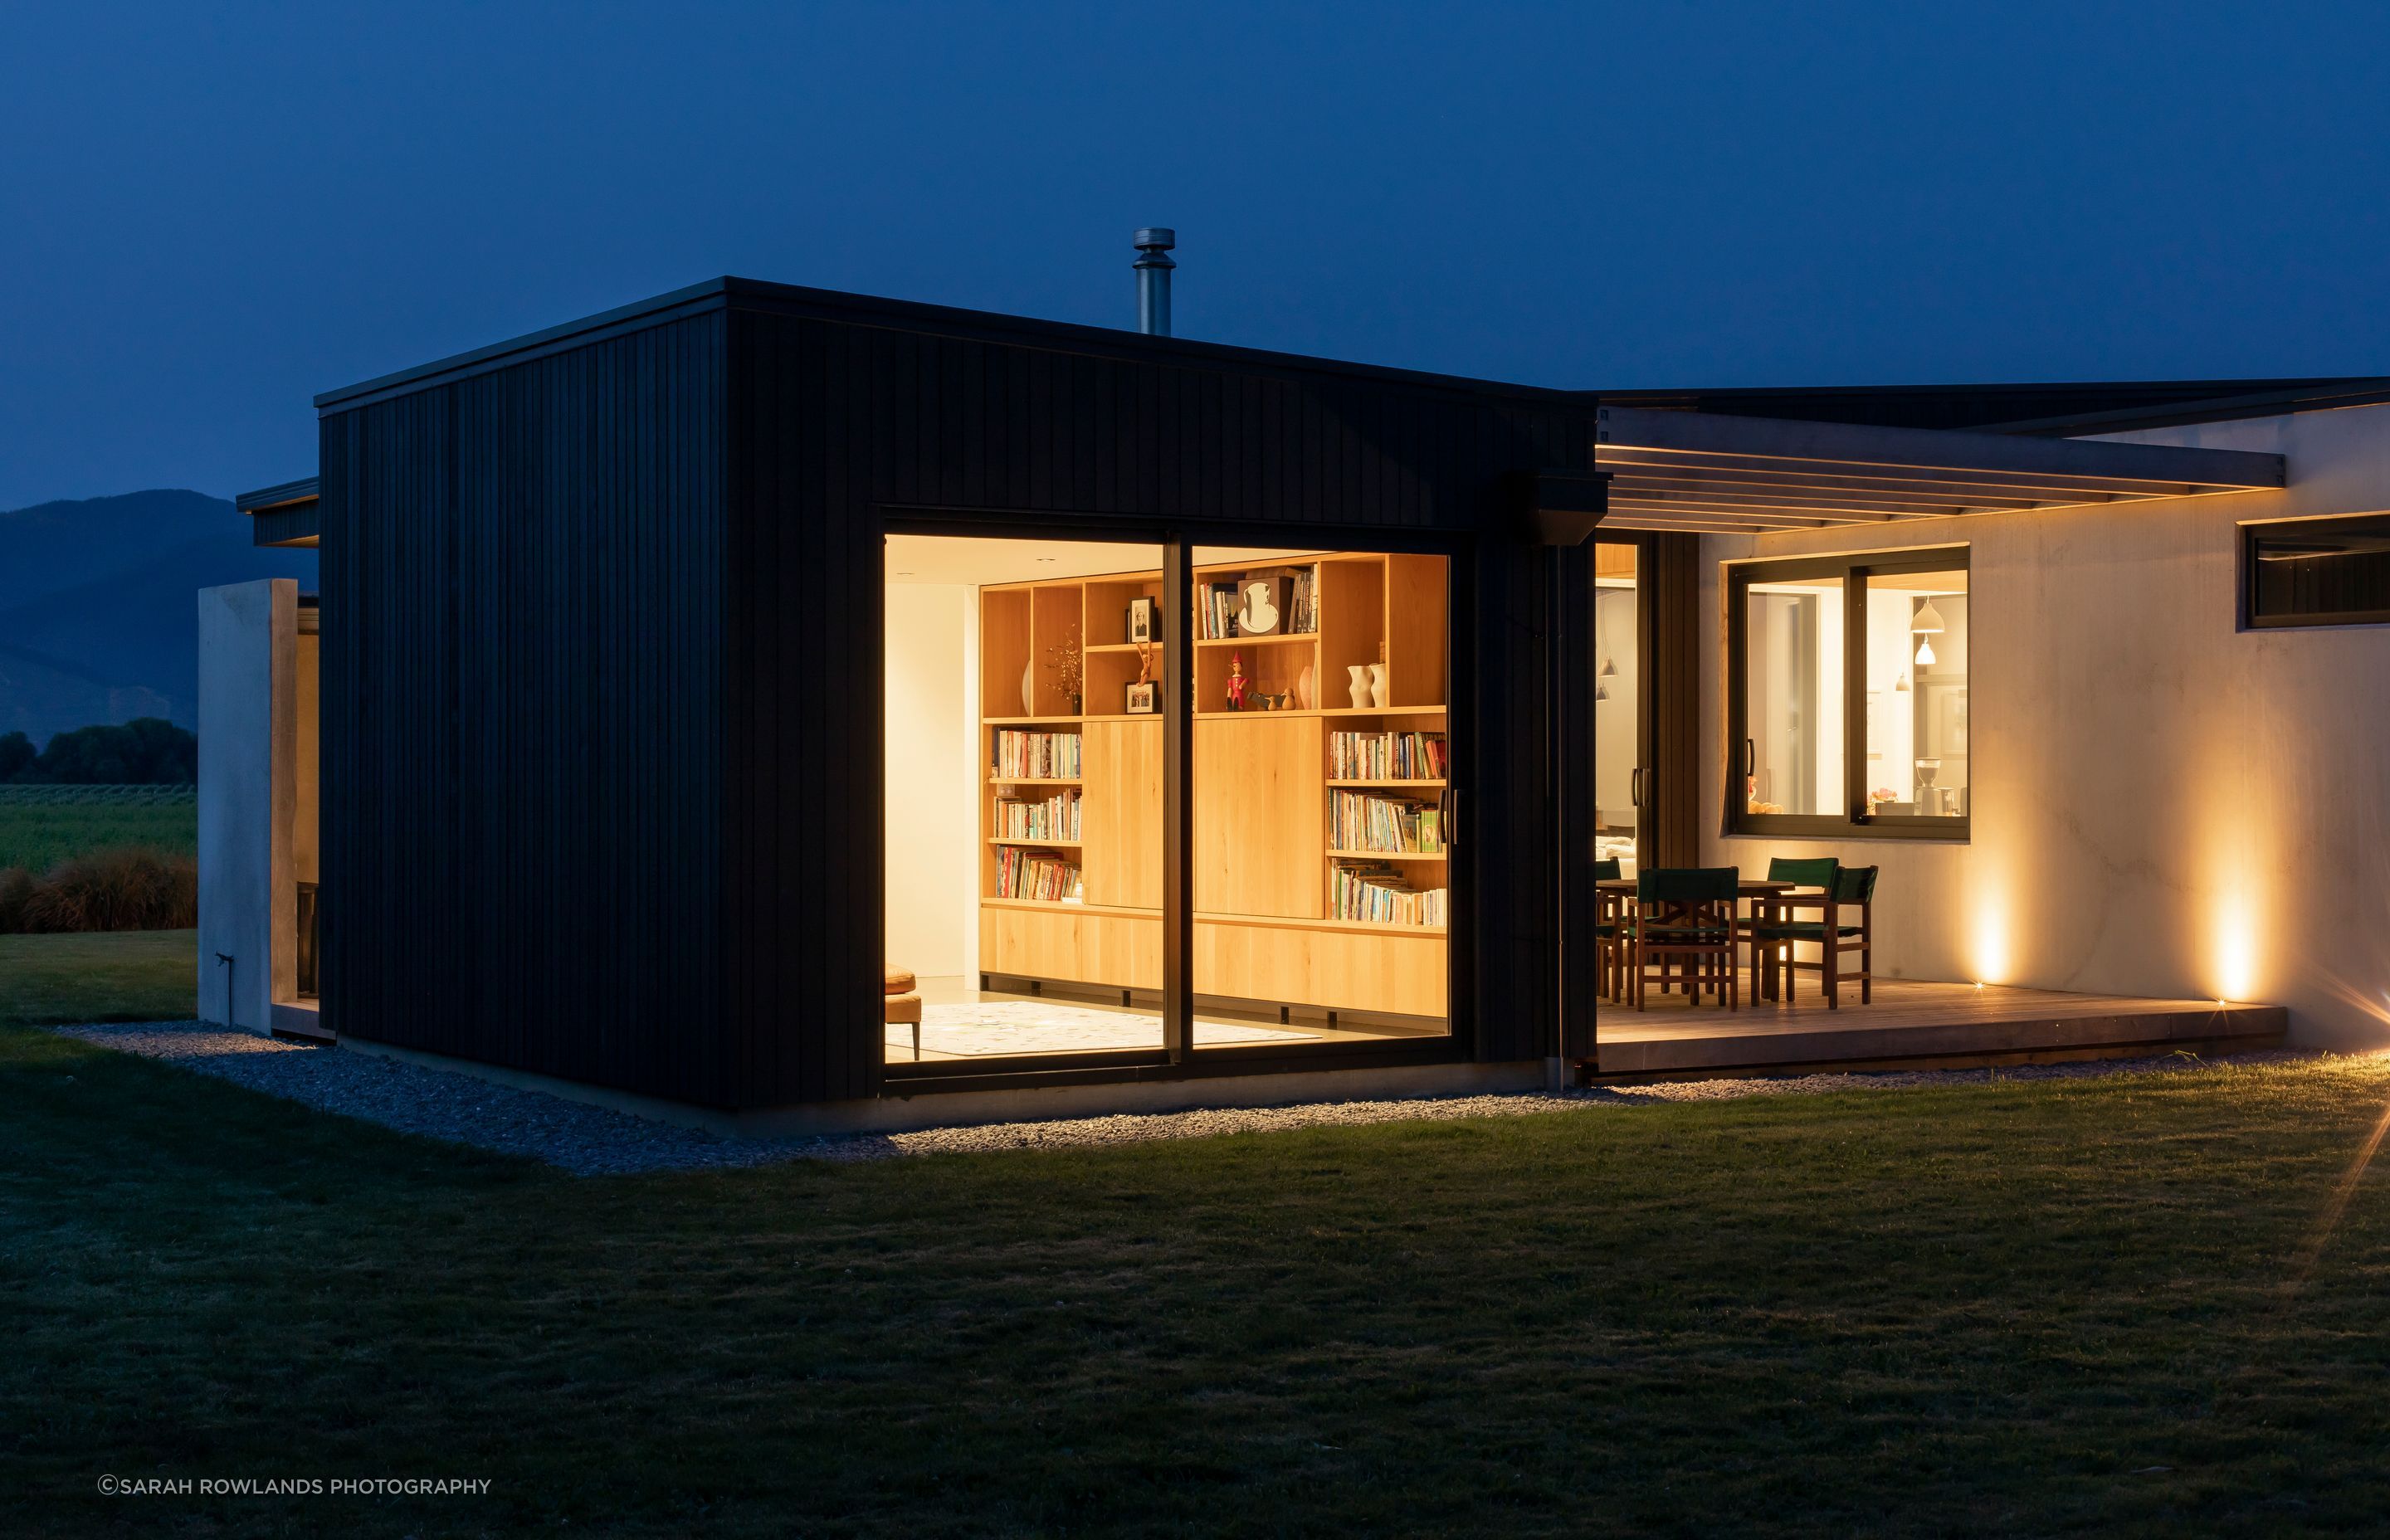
xmin=885 ymin=967 xmax=923 ymax=1059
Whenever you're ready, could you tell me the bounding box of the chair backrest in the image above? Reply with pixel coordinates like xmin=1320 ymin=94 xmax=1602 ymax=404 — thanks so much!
xmin=1593 ymin=856 xmax=1621 ymax=881
xmin=1638 ymin=866 xmax=1739 ymax=903
xmin=1767 ymin=856 xmax=1839 ymax=889
xmin=1834 ymin=865 xmax=1879 ymax=904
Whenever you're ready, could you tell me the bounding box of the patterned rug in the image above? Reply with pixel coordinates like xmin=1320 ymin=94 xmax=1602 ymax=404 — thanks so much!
xmin=886 ymin=1000 xmax=1314 ymax=1058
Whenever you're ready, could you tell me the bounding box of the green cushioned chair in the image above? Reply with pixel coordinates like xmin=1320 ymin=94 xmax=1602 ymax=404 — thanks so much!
xmin=1631 ymin=867 xmax=1743 ymax=1011
xmin=1749 ymin=857 xmax=1839 ymax=1001
xmin=1752 ymin=865 xmax=1876 ymax=1008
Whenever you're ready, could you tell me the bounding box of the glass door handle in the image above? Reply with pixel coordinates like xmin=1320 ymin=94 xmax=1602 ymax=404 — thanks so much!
xmin=1743 ymin=738 xmax=1756 ymax=777
xmin=1440 ymin=788 xmax=1460 ymax=849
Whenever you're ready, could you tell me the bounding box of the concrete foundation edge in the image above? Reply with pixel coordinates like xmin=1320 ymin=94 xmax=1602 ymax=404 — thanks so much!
xmin=334 ymin=1036 xmax=1549 ymax=1138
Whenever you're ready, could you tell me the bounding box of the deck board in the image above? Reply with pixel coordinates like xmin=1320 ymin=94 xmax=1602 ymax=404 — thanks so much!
xmin=1593 ymin=980 xmax=2285 ymax=1077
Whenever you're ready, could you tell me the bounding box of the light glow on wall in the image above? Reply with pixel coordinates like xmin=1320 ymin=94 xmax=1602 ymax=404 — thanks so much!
xmin=2212 ymin=887 xmax=2258 ymax=1005
xmin=1972 ymin=894 xmax=2011 ymax=987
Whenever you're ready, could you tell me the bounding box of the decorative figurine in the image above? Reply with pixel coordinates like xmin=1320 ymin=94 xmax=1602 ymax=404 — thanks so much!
xmin=1226 ymin=651 xmax=1249 ymax=711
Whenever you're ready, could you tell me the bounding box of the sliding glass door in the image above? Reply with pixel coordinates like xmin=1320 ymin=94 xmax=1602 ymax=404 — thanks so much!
xmin=884 ymin=527 xmax=1461 ymax=1075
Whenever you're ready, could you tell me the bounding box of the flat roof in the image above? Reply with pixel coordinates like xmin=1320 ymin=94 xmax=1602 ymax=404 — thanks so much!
xmin=1592 ymin=405 xmax=2285 ymax=533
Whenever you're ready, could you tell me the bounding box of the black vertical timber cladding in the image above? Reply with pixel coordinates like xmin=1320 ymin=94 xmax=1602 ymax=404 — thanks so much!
xmin=319 ymin=280 xmax=1596 ymax=1110
xmin=319 ymin=311 xmax=731 ymax=1106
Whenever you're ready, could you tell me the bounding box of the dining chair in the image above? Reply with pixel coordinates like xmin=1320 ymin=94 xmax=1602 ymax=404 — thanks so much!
xmin=1592 ymin=856 xmax=1623 ymax=999
xmin=1753 ymin=856 xmax=1839 ymax=1002
xmin=1632 ymin=867 xmax=1742 ymax=1011
xmin=1750 ymin=865 xmax=1876 ymax=1008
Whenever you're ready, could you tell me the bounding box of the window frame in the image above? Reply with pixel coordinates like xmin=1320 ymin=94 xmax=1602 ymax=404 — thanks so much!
xmin=2239 ymin=513 xmax=2390 ymax=631
xmin=1724 ymin=545 xmax=1971 ymax=844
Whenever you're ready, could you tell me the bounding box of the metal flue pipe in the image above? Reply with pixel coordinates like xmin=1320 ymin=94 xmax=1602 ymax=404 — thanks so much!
xmin=1133 ymin=227 xmax=1176 ymax=336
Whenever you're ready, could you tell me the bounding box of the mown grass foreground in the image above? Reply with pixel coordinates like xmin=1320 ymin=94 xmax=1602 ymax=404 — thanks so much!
xmin=6 ymin=933 xmax=2390 ymax=1537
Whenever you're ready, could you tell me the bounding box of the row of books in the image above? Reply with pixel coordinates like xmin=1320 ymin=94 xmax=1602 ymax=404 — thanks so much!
xmin=1329 ymin=730 xmax=1449 ymax=781
xmin=993 ymin=846 xmax=1082 ymax=903
xmin=994 ymin=792 xmax=1080 ymax=841
xmin=1328 ymin=790 xmax=1444 ymax=854
xmin=1196 ymin=570 xmax=1320 ymax=640
xmin=1331 ymin=860 xmax=1447 ymax=928
xmin=991 ymin=729 xmax=1082 ymax=780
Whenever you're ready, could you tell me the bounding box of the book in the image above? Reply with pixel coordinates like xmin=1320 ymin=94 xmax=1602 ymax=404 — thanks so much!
xmin=993 ymin=791 xmax=1081 ymax=841
xmin=1329 ymin=859 xmax=1446 ymax=927
xmin=993 ymin=846 xmax=1082 ymax=903
xmin=1327 ymin=790 xmax=1444 ymax=854
xmin=1328 ymin=730 xmax=1448 ymax=781
xmin=991 ymin=730 xmax=1082 ymax=780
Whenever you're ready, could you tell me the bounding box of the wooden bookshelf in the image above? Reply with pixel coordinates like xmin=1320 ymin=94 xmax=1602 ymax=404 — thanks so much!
xmin=976 ymin=552 xmax=1451 ymax=1018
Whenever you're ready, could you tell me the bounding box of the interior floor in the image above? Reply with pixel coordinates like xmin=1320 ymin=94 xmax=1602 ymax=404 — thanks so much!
xmin=883 ymin=975 xmax=1446 ymax=1061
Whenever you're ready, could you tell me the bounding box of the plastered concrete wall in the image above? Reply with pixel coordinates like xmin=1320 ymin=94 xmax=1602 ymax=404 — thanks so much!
xmin=197 ymin=580 xmax=295 ymax=1033
xmin=1696 ymin=402 xmax=2390 ymax=1049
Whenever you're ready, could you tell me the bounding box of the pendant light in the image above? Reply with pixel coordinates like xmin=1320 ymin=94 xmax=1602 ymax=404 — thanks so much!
xmin=1895 ymin=670 xmax=1910 ymax=692
xmin=1911 ymin=596 xmax=1944 ymax=668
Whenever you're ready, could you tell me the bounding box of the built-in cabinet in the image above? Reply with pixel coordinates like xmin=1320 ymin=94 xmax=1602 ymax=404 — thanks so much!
xmin=978 ymin=553 xmax=1451 ymax=1020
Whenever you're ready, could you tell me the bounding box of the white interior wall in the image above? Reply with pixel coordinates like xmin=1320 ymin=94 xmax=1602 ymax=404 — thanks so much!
xmin=1593 ymin=582 xmax=1637 ymax=825
xmin=884 ymin=583 xmax=978 ymax=981
xmin=1697 ymin=401 xmax=2390 ymax=1049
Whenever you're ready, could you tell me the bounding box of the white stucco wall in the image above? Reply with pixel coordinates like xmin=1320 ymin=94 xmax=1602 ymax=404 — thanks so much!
xmin=197 ymin=579 xmax=295 ymax=1034
xmin=1697 ymin=401 xmax=2390 ymax=1049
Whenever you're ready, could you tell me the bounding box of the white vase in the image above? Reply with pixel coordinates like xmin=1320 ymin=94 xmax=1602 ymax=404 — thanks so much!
xmin=1368 ymin=663 xmax=1390 ymax=709
xmin=1021 ymin=659 xmax=1035 ymax=715
xmin=1346 ymin=665 xmax=1370 ymax=709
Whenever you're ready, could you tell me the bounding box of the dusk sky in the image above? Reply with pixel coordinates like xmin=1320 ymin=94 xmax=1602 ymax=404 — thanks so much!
xmin=6 ymin=1 xmax=2389 ymax=510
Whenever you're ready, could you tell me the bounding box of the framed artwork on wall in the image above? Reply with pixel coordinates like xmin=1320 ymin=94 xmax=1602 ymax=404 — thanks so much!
xmin=1126 ymin=597 xmax=1159 ymax=643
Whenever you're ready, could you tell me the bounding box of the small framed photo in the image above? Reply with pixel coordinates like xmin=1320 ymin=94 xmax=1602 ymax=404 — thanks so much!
xmin=1126 ymin=597 xmax=1159 ymax=643
xmin=1124 ymin=680 xmax=1159 ymax=714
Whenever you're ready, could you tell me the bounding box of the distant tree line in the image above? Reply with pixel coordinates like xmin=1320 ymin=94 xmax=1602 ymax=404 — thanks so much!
xmin=0 ymin=719 xmax=197 ymax=785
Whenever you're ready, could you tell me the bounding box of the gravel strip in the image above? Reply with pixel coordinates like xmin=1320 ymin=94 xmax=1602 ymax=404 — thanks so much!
xmin=47 ymin=1021 xmax=2316 ymax=1176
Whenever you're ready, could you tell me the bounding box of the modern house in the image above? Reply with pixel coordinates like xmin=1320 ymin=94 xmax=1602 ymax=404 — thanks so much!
xmin=198 ymin=266 xmax=2390 ymax=1132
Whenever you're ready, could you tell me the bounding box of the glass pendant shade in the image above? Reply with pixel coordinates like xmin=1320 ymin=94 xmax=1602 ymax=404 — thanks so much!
xmin=1911 ymin=598 xmax=1947 ymax=635
xmin=1914 ymin=636 xmax=1937 ymax=667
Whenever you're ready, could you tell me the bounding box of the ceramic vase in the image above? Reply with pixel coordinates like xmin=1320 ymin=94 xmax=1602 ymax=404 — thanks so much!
xmin=1296 ymin=664 xmax=1315 ymax=710
xmin=1346 ymin=665 xmax=1370 ymax=709
xmin=1368 ymin=663 xmax=1390 ymax=709
xmin=1021 ymin=659 xmax=1035 ymax=715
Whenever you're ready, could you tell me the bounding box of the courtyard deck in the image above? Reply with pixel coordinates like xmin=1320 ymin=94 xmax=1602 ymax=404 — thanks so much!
xmin=1592 ymin=979 xmax=2286 ymax=1079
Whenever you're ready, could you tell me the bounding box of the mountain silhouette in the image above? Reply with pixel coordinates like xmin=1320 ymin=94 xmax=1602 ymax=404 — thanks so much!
xmin=0 ymin=490 xmax=317 ymax=743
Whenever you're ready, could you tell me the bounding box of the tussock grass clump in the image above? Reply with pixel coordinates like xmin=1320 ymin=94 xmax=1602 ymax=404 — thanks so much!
xmin=1 ymin=846 xmax=196 ymax=933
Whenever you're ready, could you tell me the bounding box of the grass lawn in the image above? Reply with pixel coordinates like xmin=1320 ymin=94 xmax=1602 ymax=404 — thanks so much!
xmin=6 ymin=934 xmax=2390 ymax=1537
xmin=0 ymin=800 xmax=198 ymax=873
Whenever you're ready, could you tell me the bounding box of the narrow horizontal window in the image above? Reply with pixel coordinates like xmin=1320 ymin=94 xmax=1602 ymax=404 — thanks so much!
xmin=2243 ymin=514 xmax=2390 ymax=628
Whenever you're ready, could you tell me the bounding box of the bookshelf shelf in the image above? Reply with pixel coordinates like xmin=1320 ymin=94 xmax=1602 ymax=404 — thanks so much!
xmin=987 ymin=776 xmax=1081 ymax=786
xmin=989 ymin=837 xmax=1082 ymax=847
xmin=1084 ymin=642 xmax=1161 ymax=654
xmin=1326 ymin=778 xmax=1447 ymax=788
xmin=1328 ymin=847 xmax=1447 ymax=860
xmin=1193 ymin=634 xmax=1317 ymax=649
xmin=982 ymin=714 xmax=1084 ymax=726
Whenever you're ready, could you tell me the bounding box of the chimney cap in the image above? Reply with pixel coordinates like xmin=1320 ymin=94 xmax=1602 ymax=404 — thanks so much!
xmin=1133 ymin=227 xmax=1177 ymax=251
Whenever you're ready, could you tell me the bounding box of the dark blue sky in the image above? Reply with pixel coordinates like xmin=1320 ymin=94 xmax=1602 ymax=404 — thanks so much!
xmin=7 ymin=2 xmax=2389 ymax=509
